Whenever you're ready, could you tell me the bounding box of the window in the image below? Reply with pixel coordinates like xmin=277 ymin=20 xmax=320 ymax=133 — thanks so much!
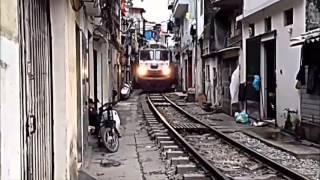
xmin=265 ymin=17 xmax=272 ymax=32
xmin=284 ymin=8 xmax=293 ymax=26
xmin=140 ymin=50 xmax=154 ymax=60
xmin=249 ymin=23 xmax=255 ymax=37
xmin=155 ymin=51 xmax=169 ymax=61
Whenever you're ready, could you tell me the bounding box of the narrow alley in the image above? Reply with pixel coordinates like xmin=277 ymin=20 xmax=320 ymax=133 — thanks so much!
xmin=0 ymin=0 xmax=320 ymax=180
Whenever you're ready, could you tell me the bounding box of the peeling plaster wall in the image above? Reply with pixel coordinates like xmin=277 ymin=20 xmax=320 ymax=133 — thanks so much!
xmin=204 ymin=57 xmax=219 ymax=106
xmin=51 ymin=0 xmax=94 ymax=179
xmin=197 ymin=0 xmax=204 ymax=38
xmin=0 ymin=0 xmax=18 ymax=41
xmin=306 ymin=0 xmax=320 ymax=31
xmin=0 ymin=0 xmax=22 ymax=179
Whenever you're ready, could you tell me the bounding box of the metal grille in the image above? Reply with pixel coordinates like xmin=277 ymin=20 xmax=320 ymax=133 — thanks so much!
xmin=19 ymin=0 xmax=53 ymax=179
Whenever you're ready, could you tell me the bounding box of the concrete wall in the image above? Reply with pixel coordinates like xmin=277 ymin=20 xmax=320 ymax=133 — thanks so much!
xmin=241 ymin=0 xmax=305 ymax=127
xmin=51 ymin=0 xmax=102 ymax=179
xmin=0 ymin=0 xmax=115 ymax=179
xmin=51 ymin=0 xmax=84 ymax=178
xmin=0 ymin=0 xmax=22 ymax=179
xmin=180 ymin=0 xmax=195 ymax=50
xmin=177 ymin=0 xmax=196 ymax=91
xmin=197 ymin=0 xmax=204 ymax=38
xmin=244 ymin=0 xmax=280 ymax=17
xmin=204 ymin=57 xmax=219 ymax=106
xmin=93 ymin=41 xmax=112 ymax=104
xmin=194 ymin=45 xmax=203 ymax=95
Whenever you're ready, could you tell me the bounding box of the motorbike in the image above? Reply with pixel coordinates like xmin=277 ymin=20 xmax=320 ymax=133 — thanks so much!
xmin=89 ymin=99 xmax=121 ymax=153
xmin=120 ymin=81 xmax=132 ymax=100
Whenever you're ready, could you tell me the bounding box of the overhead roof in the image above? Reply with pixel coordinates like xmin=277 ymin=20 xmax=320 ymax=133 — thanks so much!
xmin=290 ymin=28 xmax=320 ymax=47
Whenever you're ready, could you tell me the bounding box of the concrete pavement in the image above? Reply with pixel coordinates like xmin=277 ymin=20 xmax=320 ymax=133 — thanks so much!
xmin=80 ymin=91 xmax=167 ymax=180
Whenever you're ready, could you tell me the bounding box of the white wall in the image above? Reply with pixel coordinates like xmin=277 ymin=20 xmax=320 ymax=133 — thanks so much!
xmin=51 ymin=0 xmax=99 ymax=178
xmin=0 ymin=37 xmax=21 ymax=180
xmin=197 ymin=0 xmax=204 ymax=38
xmin=244 ymin=0 xmax=280 ymax=17
xmin=0 ymin=0 xmax=22 ymax=179
xmin=180 ymin=0 xmax=195 ymax=50
xmin=51 ymin=0 xmax=68 ymax=179
xmin=241 ymin=0 xmax=305 ymax=126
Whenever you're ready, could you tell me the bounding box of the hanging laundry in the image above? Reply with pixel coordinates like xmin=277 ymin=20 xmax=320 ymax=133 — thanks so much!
xmin=230 ymin=66 xmax=240 ymax=104
xmin=252 ymin=75 xmax=261 ymax=92
xmin=144 ymin=31 xmax=153 ymax=41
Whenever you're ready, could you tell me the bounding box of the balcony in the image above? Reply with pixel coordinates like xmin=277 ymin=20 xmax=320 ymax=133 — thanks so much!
xmin=172 ymin=0 xmax=189 ymax=18
xmin=227 ymin=28 xmax=242 ymax=47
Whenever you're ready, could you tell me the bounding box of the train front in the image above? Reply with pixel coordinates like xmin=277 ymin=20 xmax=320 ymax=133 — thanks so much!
xmin=136 ymin=48 xmax=174 ymax=90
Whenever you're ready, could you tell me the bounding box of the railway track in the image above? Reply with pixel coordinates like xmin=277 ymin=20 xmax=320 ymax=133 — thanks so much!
xmin=146 ymin=93 xmax=311 ymax=180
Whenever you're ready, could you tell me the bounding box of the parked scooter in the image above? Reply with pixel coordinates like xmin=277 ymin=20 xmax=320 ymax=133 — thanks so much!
xmin=120 ymin=81 xmax=132 ymax=100
xmin=89 ymin=99 xmax=121 ymax=153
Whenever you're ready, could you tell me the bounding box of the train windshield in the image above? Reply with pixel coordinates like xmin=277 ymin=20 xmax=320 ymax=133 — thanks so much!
xmin=140 ymin=50 xmax=154 ymax=61
xmin=155 ymin=50 xmax=169 ymax=61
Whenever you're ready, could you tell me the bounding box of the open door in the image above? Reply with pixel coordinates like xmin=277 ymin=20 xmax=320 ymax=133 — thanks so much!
xmin=264 ymin=40 xmax=276 ymax=120
xmin=246 ymin=36 xmax=261 ymax=120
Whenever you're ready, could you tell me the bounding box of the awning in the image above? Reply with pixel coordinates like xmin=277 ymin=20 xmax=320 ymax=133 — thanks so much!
xmin=290 ymin=28 xmax=320 ymax=47
xmin=217 ymin=46 xmax=240 ymax=53
xmin=202 ymin=46 xmax=240 ymax=58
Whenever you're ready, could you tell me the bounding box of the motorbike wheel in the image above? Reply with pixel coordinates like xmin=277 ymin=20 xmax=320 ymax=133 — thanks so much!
xmin=101 ymin=127 xmax=119 ymax=153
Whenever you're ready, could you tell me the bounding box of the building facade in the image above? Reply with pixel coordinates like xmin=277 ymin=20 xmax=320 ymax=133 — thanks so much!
xmin=170 ymin=0 xmax=196 ymax=92
xmin=201 ymin=0 xmax=243 ymax=114
xmin=0 ymin=0 xmax=122 ymax=179
xmin=240 ymin=0 xmax=305 ymax=127
xmin=290 ymin=0 xmax=320 ymax=143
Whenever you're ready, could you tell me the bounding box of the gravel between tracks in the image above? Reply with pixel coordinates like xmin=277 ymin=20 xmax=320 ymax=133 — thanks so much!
xmin=165 ymin=93 xmax=320 ymax=180
xmin=229 ymin=132 xmax=320 ymax=180
xmin=158 ymin=106 xmax=288 ymax=179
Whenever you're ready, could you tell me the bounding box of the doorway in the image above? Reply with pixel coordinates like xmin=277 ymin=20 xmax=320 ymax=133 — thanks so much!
xmin=184 ymin=59 xmax=188 ymax=91
xmin=246 ymin=36 xmax=261 ymax=120
xmin=221 ymin=58 xmax=238 ymax=115
xmin=187 ymin=57 xmax=193 ymax=88
xmin=264 ymin=40 xmax=276 ymax=119
xmin=93 ymin=50 xmax=98 ymax=108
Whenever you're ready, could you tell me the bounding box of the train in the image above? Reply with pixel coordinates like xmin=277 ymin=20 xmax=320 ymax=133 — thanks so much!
xmin=134 ymin=42 xmax=177 ymax=91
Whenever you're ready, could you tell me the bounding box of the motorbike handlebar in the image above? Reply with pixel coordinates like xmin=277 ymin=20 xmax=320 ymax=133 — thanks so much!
xmin=98 ymin=102 xmax=113 ymax=113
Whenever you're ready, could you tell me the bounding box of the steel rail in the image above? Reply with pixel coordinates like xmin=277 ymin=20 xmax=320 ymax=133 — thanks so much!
xmin=162 ymin=95 xmax=310 ymax=180
xmin=147 ymin=96 xmax=230 ymax=180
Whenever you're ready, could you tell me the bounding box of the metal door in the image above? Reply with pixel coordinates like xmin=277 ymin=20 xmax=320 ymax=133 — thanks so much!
xmin=19 ymin=0 xmax=54 ymax=179
xmin=221 ymin=58 xmax=237 ymax=115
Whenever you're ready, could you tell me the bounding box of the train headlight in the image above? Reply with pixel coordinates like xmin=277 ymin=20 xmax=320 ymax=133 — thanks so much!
xmin=162 ymin=67 xmax=171 ymax=76
xmin=137 ymin=66 xmax=148 ymax=76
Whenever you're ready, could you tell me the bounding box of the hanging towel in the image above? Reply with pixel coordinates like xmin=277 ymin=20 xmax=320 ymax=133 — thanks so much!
xmin=230 ymin=66 xmax=240 ymax=104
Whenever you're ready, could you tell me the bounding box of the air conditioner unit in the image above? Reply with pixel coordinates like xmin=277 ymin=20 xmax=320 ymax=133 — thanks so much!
xmin=83 ymin=0 xmax=101 ymax=17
